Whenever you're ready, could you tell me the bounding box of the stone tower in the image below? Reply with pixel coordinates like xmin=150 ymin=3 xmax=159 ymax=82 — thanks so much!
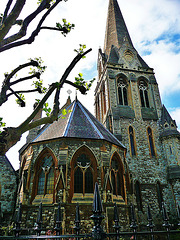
xmin=95 ymin=0 xmax=180 ymax=220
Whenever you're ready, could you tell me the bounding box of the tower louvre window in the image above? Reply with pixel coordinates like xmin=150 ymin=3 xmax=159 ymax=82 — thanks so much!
xmin=117 ymin=77 xmax=128 ymax=106
xmin=139 ymin=80 xmax=149 ymax=108
xmin=129 ymin=126 xmax=136 ymax=156
xmin=147 ymin=127 xmax=155 ymax=157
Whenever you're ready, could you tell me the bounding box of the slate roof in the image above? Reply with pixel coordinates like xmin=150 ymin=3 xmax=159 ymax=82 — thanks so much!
xmin=33 ymin=99 xmax=125 ymax=149
xmin=159 ymin=105 xmax=180 ymax=138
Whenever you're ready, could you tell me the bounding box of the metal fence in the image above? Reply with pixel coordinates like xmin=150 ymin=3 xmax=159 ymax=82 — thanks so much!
xmin=0 ymin=183 xmax=180 ymax=239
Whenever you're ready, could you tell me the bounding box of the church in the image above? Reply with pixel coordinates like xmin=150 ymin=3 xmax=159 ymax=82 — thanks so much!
xmin=0 ymin=0 xmax=179 ymax=232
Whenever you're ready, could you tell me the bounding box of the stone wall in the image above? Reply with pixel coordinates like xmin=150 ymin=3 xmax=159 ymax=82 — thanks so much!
xmin=0 ymin=156 xmax=17 ymax=223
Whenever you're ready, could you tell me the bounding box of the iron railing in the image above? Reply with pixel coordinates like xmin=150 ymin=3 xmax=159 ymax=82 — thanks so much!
xmin=0 ymin=183 xmax=180 ymax=239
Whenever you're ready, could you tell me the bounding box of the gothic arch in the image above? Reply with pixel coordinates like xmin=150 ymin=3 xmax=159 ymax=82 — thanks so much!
xmin=69 ymin=145 xmax=98 ymax=202
xmin=110 ymin=152 xmax=126 ymax=200
xmin=138 ymin=77 xmax=150 ymax=108
xmin=31 ymin=147 xmax=58 ymax=204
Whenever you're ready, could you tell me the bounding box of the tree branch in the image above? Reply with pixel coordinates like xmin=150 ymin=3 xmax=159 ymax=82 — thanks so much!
xmin=0 ymin=60 xmax=39 ymax=106
xmin=64 ymin=80 xmax=86 ymax=94
xmin=0 ymin=0 xmax=62 ymax=52
xmin=7 ymin=88 xmax=41 ymax=98
xmin=17 ymin=48 xmax=92 ymax=133
xmin=0 ymin=0 xmax=26 ymax=42
xmin=10 ymin=73 xmax=40 ymax=86
xmin=1 ymin=0 xmax=13 ymax=24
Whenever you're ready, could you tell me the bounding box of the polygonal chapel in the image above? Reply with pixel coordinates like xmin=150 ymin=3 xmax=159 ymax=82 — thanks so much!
xmin=1 ymin=0 xmax=179 ymax=233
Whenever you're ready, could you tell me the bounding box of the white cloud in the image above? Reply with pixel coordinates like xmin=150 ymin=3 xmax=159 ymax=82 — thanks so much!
xmin=1 ymin=0 xmax=180 ymax=169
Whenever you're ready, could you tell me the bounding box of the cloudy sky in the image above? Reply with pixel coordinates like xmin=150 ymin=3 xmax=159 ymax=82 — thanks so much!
xmin=0 ymin=0 xmax=180 ymax=170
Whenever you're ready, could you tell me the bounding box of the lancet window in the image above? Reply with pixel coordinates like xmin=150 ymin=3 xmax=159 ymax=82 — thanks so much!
xmin=156 ymin=181 xmax=163 ymax=209
xmin=147 ymin=127 xmax=155 ymax=157
xmin=129 ymin=126 xmax=136 ymax=156
xmin=117 ymin=77 xmax=128 ymax=106
xmin=139 ymin=79 xmax=149 ymax=108
xmin=135 ymin=181 xmax=143 ymax=211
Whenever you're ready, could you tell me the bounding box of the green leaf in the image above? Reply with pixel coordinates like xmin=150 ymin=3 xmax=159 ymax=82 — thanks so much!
xmin=62 ymin=109 xmax=67 ymax=115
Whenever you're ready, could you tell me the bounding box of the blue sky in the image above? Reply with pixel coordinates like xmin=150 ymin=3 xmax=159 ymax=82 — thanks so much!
xmin=0 ymin=0 xmax=180 ymax=169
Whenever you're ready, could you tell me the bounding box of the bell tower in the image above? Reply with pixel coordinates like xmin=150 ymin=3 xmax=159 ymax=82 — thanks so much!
xmin=95 ymin=0 xmax=180 ymax=216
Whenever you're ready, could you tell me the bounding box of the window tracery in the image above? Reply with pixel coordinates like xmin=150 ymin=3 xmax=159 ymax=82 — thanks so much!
xmin=139 ymin=79 xmax=149 ymax=108
xmin=117 ymin=77 xmax=128 ymax=106
xmin=31 ymin=149 xmax=57 ymax=203
xmin=70 ymin=147 xmax=97 ymax=200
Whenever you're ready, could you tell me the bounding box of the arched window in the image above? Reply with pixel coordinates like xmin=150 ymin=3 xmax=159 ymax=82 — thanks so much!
xmin=74 ymin=153 xmax=93 ymax=195
xmin=31 ymin=148 xmax=57 ymax=203
xmin=156 ymin=181 xmax=163 ymax=209
xmin=129 ymin=126 xmax=136 ymax=156
xmin=117 ymin=77 xmax=128 ymax=106
xmin=139 ymin=79 xmax=149 ymax=108
xmin=37 ymin=155 xmax=55 ymax=195
xmin=135 ymin=181 xmax=143 ymax=211
xmin=147 ymin=127 xmax=155 ymax=157
xmin=110 ymin=153 xmax=125 ymax=199
xmin=70 ymin=146 xmax=97 ymax=201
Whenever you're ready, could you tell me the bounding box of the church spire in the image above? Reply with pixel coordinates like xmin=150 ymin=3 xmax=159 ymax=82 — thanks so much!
xmin=104 ymin=0 xmax=133 ymax=56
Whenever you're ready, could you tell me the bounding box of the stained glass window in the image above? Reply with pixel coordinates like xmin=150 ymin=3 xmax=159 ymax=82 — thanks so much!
xmin=37 ymin=155 xmax=54 ymax=196
xmin=46 ymin=168 xmax=54 ymax=194
xmin=37 ymin=170 xmax=45 ymax=195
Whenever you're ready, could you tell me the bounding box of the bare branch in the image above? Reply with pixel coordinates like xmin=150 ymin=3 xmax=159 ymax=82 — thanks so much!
xmin=4 ymin=60 xmax=38 ymax=84
xmin=0 ymin=0 xmax=62 ymax=52
xmin=1 ymin=0 xmax=13 ymax=24
xmin=10 ymin=73 xmax=40 ymax=86
xmin=0 ymin=0 xmax=26 ymax=42
xmin=17 ymin=48 xmax=92 ymax=133
xmin=7 ymin=88 xmax=41 ymax=98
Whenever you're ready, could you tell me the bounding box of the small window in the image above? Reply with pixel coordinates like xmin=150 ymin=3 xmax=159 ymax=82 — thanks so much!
xmin=135 ymin=181 xmax=143 ymax=211
xmin=156 ymin=181 xmax=163 ymax=209
xmin=139 ymin=80 xmax=149 ymax=108
xmin=129 ymin=126 xmax=136 ymax=156
xmin=147 ymin=127 xmax=155 ymax=157
xmin=117 ymin=77 xmax=128 ymax=106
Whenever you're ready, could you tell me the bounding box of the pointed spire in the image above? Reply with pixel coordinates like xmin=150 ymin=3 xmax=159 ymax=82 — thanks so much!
xmin=104 ymin=0 xmax=133 ymax=56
